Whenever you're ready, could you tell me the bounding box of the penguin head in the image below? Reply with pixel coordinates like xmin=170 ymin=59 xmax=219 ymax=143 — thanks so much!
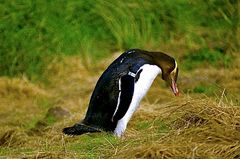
xmin=148 ymin=51 xmax=179 ymax=96
xmin=138 ymin=50 xmax=180 ymax=96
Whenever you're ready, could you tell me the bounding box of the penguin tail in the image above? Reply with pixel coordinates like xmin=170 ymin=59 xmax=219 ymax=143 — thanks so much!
xmin=63 ymin=123 xmax=101 ymax=136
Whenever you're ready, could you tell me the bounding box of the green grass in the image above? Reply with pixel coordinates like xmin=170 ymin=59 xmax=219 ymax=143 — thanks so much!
xmin=182 ymin=48 xmax=233 ymax=70
xmin=193 ymin=85 xmax=218 ymax=95
xmin=136 ymin=119 xmax=169 ymax=133
xmin=136 ymin=121 xmax=151 ymax=130
xmin=67 ymin=134 xmax=118 ymax=158
xmin=0 ymin=0 xmax=239 ymax=80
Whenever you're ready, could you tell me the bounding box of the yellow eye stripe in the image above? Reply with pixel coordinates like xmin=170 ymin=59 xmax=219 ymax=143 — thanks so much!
xmin=172 ymin=60 xmax=178 ymax=74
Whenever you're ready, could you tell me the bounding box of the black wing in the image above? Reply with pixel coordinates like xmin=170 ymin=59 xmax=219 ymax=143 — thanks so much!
xmin=112 ymin=74 xmax=134 ymax=121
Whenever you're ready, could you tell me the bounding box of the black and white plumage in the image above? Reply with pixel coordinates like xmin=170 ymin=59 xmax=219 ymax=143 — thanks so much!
xmin=63 ymin=49 xmax=179 ymax=137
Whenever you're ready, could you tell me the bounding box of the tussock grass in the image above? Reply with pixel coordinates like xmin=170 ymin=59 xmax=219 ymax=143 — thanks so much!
xmin=0 ymin=77 xmax=51 ymax=131
xmin=0 ymin=54 xmax=239 ymax=158
xmin=1 ymin=0 xmax=239 ymax=79
xmin=115 ymin=98 xmax=240 ymax=159
xmin=1 ymin=97 xmax=240 ymax=158
xmin=0 ymin=76 xmax=48 ymax=97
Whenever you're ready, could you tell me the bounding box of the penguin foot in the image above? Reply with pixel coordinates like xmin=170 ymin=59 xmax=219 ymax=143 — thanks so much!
xmin=63 ymin=126 xmax=81 ymax=135
xmin=63 ymin=123 xmax=101 ymax=136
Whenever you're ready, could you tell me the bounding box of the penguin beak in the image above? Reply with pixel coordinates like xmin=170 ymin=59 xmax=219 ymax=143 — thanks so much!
xmin=171 ymin=80 xmax=179 ymax=96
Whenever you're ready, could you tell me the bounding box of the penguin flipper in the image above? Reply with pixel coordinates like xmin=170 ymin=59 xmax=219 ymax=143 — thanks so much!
xmin=63 ymin=123 xmax=101 ymax=135
xmin=112 ymin=74 xmax=134 ymax=121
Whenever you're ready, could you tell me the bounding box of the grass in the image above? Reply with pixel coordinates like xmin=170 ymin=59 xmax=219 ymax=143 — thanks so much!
xmin=0 ymin=53 xmax=240 ymax=158
xmin=0 ymin=0 xmax=240 ymax=158
xmin=117 ymin=98 xmax=240 ymax=159
xmin=0 ymin=0 xmax=239 ymax=79
xmin=182 ymin=48 xmax=233 ymax=70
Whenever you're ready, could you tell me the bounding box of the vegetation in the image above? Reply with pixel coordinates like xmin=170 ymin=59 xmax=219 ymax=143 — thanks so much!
xmin=0 ymin=0 xmax=240 ymax=158
xmin=182 ymin=48 xmax=233 ymax=70
xmin=0 ymin=57 xmax=239 ymax=158
xmin=0 ymin=0 xmax=239 ymax=79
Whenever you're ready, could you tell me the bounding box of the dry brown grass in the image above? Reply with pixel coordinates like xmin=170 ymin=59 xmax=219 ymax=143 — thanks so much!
xmin=0 ymin=53 xmax=240 ymax=158
xmin=113 ymin=97 xmax=240 ymax=159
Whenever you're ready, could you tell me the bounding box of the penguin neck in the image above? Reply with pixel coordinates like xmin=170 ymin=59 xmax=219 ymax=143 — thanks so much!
xmin=143 ymin=51 xmax=176 ymax=80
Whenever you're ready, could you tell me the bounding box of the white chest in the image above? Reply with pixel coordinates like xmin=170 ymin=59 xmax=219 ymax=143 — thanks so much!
xmin=114 ymin=64 xmax=161 ymax=137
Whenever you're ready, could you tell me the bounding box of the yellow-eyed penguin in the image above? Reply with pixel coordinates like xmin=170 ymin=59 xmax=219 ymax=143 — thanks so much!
xmin=63 ymin=49 xmax=179 ymax=137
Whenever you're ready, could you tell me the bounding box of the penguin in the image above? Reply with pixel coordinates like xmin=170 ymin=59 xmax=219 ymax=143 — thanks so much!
xmin=63 ymin=49 xmax=179 ymax=137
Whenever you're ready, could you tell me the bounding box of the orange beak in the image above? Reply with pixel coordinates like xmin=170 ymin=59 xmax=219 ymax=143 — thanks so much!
xmin=171 ymin=80 xmax=179 ymax=96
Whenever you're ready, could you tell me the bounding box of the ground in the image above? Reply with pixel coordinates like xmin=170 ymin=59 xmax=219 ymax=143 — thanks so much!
xmin=0 ymin=50 xmax=240 ymax=159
